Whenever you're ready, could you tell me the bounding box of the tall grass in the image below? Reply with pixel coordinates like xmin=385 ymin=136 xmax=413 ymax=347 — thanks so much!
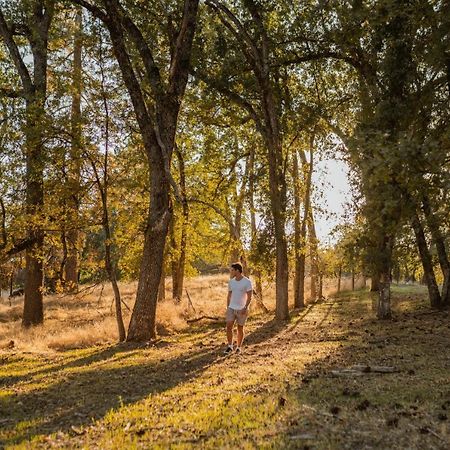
xmin=0 ymin=274 xmax=364 ymax=352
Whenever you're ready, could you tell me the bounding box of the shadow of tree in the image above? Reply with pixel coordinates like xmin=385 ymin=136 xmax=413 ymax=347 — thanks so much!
xmin=1 ymin=313 xmax=289 ymax=447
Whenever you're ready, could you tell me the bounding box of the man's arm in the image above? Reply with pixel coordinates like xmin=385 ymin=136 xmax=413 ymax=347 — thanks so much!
xmin=244 ymin=290 xmax=252 ymax=309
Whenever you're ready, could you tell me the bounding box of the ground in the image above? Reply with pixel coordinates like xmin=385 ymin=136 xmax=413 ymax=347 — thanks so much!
xmin=1 ymin=285 xmax=449 ymax=449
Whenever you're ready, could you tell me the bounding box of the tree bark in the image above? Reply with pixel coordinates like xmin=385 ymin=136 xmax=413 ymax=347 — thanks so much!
xmin=422 ymin=195 xmax=449 ymax=306
xmin=377 ymin=234 xmax=393 ymax=319
xmin=248 ymin=147 xmax=265 ymax=310
xmin=370 ymin=273 xmax=380 ymax=291
xmin=0 ymin=4 xmax=54 ymax=326
xmin=73 ymin=0 xmax=199 ymax=341
xmin=65 ymin=6 xmax=83 ymax=292
xmin=308 ymin=209 xmax=319 ymax=301
xmin=297 ymin=140 xmax=315 ymax=305
xmin=411 ymin=210 xmax=442 ymax=308
xmin=292 ymin=150 xmax=304 ymax=308
xmin=337 ymin=265 xmax=342 ymax=293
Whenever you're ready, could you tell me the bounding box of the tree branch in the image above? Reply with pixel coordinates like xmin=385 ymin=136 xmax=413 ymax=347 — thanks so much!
xmin=110 ymin=0 xmax=164 ymax=100
xmin=0 ymin=87 xmax=25 ymax=98
xmin=168 ymin=0 xmax=199 ymax=97
xmin=191 ymin=68 xmax=264 ymax=135
xmin=69 ymin=0 xmax=109 ymax=23
xmin=187 ymin=197 xmax=235 ymax=229
xmin=0 ymin=8 xmax=33 ymax=94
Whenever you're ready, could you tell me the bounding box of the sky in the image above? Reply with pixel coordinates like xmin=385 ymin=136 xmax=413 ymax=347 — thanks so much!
xmin=312 ymin=157 xmax=353 ymax=245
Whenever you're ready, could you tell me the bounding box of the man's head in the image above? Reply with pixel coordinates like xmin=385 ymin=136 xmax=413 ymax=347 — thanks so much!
xmin=230 ymin=262 xmax=243 ymax=278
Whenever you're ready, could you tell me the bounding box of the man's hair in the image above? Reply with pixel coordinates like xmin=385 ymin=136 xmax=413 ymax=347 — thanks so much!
xmin=231 ymin=262 xmax=243 ymax=273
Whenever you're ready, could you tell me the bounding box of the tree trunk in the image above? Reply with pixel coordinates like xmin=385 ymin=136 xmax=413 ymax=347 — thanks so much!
xmin=296 ymin=140 xmax=315 ymax=307
xmin=337 ymin=265 xmax=342 ymax=293
xmin=371 ymin=273 xmax=380 ymax=291
xmin=75 ymin=0 xmax=200 ymax=342
xmin=170 ymin=146 xmax=189 ymax=302
xmin=248 ymin=147 xmax=265 ymax=310
xmin=104 ymin=217 xmax=126 ymax=342
xmin=422 ymin=195 xmax=450 ymax=306
xmin=292 ymin=150 xmax=304 ymax=308
xmin=158 ymin=263 xmax=166 ymax=302
xmin=23 ymin=100 xmax=45 ymax=326
xmin=266 ymin=138 xmax=289 ymax=320
xmin=2 ymin=3 xmax=56 ymax=327
xmin=308 ymin=209 xmax=319 ymax=301
xmin=65 ymin=6 xmax=83 ymax=292
xmin=377 ymin=235 xmax=393 ymax=319
xmin=411 ymin=211 xmax=442 ymax=308
xmin=127 ymin=163 xmax=172 ymax=340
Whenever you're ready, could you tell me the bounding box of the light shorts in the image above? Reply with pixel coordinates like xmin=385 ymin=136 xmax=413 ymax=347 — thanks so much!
xmin=226 ymin=307 xmax=248 ymax=326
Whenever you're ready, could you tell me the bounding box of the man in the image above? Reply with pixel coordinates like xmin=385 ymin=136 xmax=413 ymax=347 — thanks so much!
xmin=224 ymin=262 xmax=252 ymax=354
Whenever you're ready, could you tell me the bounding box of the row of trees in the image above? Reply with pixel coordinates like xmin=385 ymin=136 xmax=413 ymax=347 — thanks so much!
xmin=0 ymin=0 xmax=448 ymax=341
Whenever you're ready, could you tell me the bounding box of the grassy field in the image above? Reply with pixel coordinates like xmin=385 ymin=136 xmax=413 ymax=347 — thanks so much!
xmin=1 ymin=282 xmax=449 ymax=449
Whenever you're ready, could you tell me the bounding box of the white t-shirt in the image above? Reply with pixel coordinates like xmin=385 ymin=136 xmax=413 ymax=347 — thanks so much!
xmin=228 ymin=276 xmax=253 ymax=310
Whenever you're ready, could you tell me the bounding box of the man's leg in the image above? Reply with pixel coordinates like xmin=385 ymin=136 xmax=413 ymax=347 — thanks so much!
xmin=237 ymin=324 xmax=244 ymax=348
xmin=226 ymin=321 xmax=234 ymax=346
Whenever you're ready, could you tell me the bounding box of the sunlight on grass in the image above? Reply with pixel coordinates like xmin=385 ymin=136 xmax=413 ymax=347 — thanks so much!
xmin=1 ymin=283 xmax=449 ymax=449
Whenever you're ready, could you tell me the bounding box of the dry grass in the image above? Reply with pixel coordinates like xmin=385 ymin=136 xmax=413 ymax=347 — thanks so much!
xmin=0 ymin=274 xmax=363 ymax=352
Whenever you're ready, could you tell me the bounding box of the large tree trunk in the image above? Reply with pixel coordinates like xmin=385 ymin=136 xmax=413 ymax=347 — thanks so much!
xmin=74 ymin=0 xmax=199 ymax=341
xmin=422 ymin=195 xmax=450 ymax=306
xmin=127 ymin=150 xmax=172 ymax=340
xmin=377 ymin=235 xmax=393 ymax=319
xmin=65 ymin=6 xmax=83 ymax=292
xmin=370 ymin=273 xmax=380 ymax=291
xmin=411 ymin=211 xmax=442 ymax=308
xmin=0 ymin=3 xmax=55 ymax=327
xmin=266 ymin=137 xmax=289 ymax=319
xmin=22 ymin=98 xmax=45 ymax=326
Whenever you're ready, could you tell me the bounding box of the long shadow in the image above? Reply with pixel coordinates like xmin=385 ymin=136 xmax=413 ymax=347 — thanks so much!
xmin=278 ymin=291 xmax=450 ymax=449
xmin=0 ymin=315 xmax=288 ymax=447
xmin=0 ymin=344 xmax=144 ymax=389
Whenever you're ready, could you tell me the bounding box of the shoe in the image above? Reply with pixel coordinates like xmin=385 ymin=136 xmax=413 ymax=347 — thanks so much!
xmin=235 ymin=347 xmax=242 ymax=354
xmin=224 ymin=345 xmax=233 ymax=354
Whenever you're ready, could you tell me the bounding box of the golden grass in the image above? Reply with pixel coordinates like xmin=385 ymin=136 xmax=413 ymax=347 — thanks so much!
xmin=0 ymin=274 xmax=364 ymax=352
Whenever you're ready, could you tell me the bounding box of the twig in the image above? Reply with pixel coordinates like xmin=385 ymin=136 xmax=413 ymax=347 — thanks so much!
xmin=111 ymin=296 xmax=132 ymax=313
xmin=187 ymin=315 xmax=221 ymax=323
xmin=97 ymin=282 xmax=105 ymax=305
xmin=185 ymin=288 xmax=196 ymax=313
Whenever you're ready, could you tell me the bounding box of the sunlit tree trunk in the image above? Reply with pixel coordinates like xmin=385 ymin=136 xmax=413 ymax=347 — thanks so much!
xmin=73 ymin=0 xmax=199 ymax=341
xmin=65 ymin=6 xmax=83 ymax=292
